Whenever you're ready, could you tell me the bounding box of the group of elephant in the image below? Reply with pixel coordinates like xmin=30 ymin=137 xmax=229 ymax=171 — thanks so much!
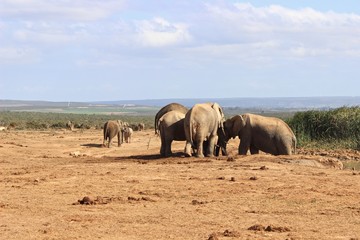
xmin=155 ymin=102 xmax=297 ymax=158
xmin=102 ymin=120 xmax=135 ymax=147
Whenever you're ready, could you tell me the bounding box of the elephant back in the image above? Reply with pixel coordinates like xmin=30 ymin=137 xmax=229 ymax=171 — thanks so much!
xmin=155 ymin=103 xmax=188 ymax=134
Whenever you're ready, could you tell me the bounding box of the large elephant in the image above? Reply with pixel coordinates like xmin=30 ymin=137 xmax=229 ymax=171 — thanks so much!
xmin=158 ymin=110 xmax=186 ymax=157
xmin=154 ymin=103 xmax=188 ymax=135
xmin=184 ymin=102 xmax=226 ymax=158
xmin=158 ymin=110 xmax=227 ymax=158
xmin=103 ymin=120 xmax=123 ymax=148
xmin=224 ymin=113 xmax=296 ymax=155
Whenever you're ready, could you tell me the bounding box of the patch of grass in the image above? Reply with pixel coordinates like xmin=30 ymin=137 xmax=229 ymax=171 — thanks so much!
xmin=0 ymin=111 xmax=154 ymax=130
xmin=288 ymin=107 xmax=360 ymax=150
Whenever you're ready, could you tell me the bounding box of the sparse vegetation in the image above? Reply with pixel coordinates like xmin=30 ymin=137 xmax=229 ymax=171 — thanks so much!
xmin=288 ymin=107 xmax=360 ymax=149
xmin=1 ymin=106 xmax=359 ymax=150
xmin=0 ymin=112 xmax=154 ymax=131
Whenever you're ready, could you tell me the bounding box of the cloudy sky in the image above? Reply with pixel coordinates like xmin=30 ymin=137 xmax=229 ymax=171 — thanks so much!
xmin=1 ymin=0 xmax=360 ymax=101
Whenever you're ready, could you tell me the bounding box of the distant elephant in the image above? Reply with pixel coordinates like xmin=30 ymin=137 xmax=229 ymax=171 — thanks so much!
xmin=224 ymin=113 xmax=296 ymax=155
xmin=158 ymin=110 xmax=186 ymax=157
xmin=123 ymin=126 xmax=133 ymax=143
xmin=154 ymin=103 xmax=188 ymax=135
xmin=66 ymin=120 xmax=74 ymax=131
xmin=103 ymin=120 xmax=123 ymax=147
xmin=138 ymin=123 xmax=145 ymax=131
xmin=184 ymin=102 xmax=226 ymax=158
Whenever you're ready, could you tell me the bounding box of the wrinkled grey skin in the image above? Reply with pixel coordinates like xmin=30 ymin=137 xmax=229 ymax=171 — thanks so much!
xmin=154 ymin=103 xmax=188 ymax=135
xmin=158 ymin=110 xmax=186 ymax=157
xmin=184 ymin=103 xmax=225 ymax=158
xmin=103 ymin=120 xmax=123 ymax=147
xmin=224 ymin=113 xmax=296 ymax=155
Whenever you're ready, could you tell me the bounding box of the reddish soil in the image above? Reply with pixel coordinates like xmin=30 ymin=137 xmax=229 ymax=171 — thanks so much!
xmin=1 ymin=129 xmax=360 ymax=239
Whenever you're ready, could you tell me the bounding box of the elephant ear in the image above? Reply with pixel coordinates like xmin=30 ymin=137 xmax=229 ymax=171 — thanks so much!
xmin=232 ymin=115 xmax=246 ymax=137
xmin=211 ymin=103 xmax=225 ymax=129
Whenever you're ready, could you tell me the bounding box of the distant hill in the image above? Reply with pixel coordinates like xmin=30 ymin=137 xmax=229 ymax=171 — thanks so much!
xmin=0 ymin=97 xmax=359 ymax=114
xmin=93 ymin=96 xmax=360 ymax=109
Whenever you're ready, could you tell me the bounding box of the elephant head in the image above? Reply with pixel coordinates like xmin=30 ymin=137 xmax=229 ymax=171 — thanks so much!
xmin=224 ymin=115 xmax=246 ymax=139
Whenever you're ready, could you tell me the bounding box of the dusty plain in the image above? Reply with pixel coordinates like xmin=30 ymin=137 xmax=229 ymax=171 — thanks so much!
xmin=1 ymin=129 xmax=360 ymax=240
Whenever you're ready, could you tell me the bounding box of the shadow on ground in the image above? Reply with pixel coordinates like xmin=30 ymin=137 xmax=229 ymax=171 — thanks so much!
xmin=81 ymin=143 xmax=104 ymax=148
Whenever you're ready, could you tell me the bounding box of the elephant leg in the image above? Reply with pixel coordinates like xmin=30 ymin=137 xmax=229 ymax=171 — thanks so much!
xmin=160 ymin=135 xmax=166 ymax=157
xmin=108 ymin=137 xmax=113 ymax=148
xmin=214 ymin=145 xmax=220 ymax=156
xmin=165 ymin=139 xmax=173 ymax=157
xmin=184 ymin=141 xmax=192 ymax=157
xmin=206 ymin=135 xmax=217 ymax=157
xmin=221 ymin=147 xmax=227 ymax=156
xmin=277 ymin=139 xmax=292 ymax=155
xmin=238 ymin=141 xmax=249 ymax=155
xmin=196 ymin=138 xmax=205 ymax=158
xmin=117 ymin=133 xmax=121 ymax=147
xmin=250 ymin=145 xmax=259 ymax=154
xmin=160 ymin=143 xmax=165 ymax=157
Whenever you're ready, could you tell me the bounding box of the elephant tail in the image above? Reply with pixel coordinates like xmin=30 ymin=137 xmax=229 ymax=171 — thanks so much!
xmin=103 ymin=122 xmax=108 ymax=140
xmin=188 ymin=120 xmax=196 ymax=148
xmin=154 ymin=115 xmax=159 ymax=136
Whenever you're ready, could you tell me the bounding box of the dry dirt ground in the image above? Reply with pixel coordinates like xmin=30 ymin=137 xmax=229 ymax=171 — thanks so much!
xmin=1 ymin=129 xmax=360 ymax=240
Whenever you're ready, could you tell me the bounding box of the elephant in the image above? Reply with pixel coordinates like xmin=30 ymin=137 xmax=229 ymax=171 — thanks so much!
xmin=66 ymin=120 xmax=74 ymax=131
xmin=158 ymin=110 xmax=226 ymax=158
xmin=122 ymin=126 xmax=133 ymax=143
xmin=224 ymin=113 xmax=296 ymax=155
xmin=154 ymin=103 xmax=188 ymax=135
xmin=103 ymin=120 xmax=123 ymax=147
xmin=158 ymin=110 xmax=186 ymax=157
xmin=138 ymin=123 xmax=145 ymax=131
xmin=184 ymin=102 xmax=226 ymax=158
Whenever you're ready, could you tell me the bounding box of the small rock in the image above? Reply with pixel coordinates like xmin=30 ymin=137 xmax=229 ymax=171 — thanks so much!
xmin=250 ymin=176 xmax=258 ymax=180
xmin=78 ymin=196 xmax=94 ymax=205
xmin=70 ymin=151 xmax=81 ymax=157
xmin=248 ymin=224 xmax=265 ymax=231
xmin=227 ymin=156 xmax=235 ymax=162
xmin=223 ymin=229 xmax=241 ymax=237
xmin=208 ymin=233 xmax=219 ymax=240
xmin=230 ymin=177 xmax=236 ymax=182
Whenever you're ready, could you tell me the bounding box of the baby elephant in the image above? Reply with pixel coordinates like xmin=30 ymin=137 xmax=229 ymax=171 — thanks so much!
xmin=122 ymin=127 xmax=133 ymax=143
xmin=224 ymin=113 xmax=296 ymax=155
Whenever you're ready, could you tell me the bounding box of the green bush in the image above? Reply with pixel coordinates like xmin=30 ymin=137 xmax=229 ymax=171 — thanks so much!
xmin=288 ymin=107 xmax=360 ymax=149
xmin=0 ymin=112 xmax=154 ymax=131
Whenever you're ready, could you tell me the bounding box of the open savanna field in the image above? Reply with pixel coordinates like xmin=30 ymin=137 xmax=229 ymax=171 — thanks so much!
xmin=1 ymin=127 xmax=360 ymax=240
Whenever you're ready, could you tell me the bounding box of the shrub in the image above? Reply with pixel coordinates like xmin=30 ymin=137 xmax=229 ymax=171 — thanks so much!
xmin=288 ymin=107 xmax=360 ymax=149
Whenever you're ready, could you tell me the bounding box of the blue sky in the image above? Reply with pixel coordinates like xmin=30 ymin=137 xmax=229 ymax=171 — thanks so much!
xmin=1 ymin=0 xmax=359 ymax=101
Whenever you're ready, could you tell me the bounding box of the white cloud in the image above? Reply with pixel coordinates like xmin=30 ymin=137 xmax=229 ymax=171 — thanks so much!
xmin=0 ymin=0 xmax=126 ymax=21
xmin=202 ymin=2 xmax=360 ymax=60
xmin=0 ymin=47 xmax=40 ymax=64
xmin=135 ymin=18 xmax=192 ymax=47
